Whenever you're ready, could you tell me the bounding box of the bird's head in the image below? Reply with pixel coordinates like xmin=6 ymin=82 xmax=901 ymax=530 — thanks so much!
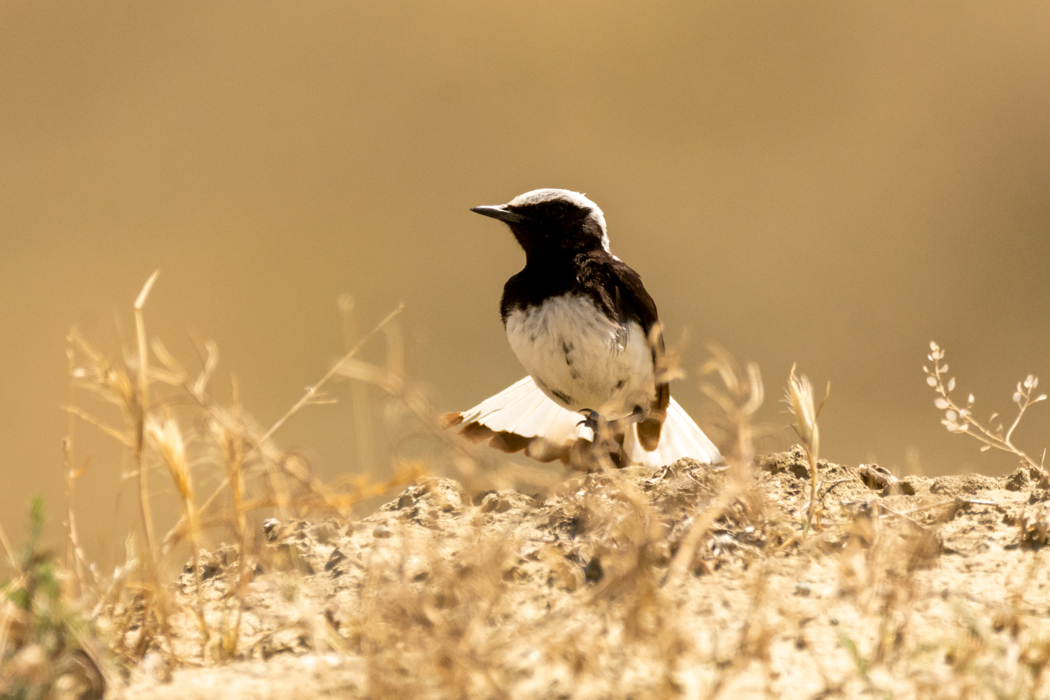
xmin=471 ymin=189 xmax=609 ymax=258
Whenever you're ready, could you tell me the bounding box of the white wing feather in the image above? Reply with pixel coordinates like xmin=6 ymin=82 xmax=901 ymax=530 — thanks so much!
xmin=458 ymin=376 xmax=722 ymax=467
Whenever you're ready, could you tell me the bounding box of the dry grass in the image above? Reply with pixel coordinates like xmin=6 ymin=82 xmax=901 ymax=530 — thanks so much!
xmin=50 ymin=274 xmax=427 ymax=676
xmin=5 ymin=282 xmax=1050 ymax=699
xmin=925 ymin=340 xmax=1048 ymax=477
xmin=785 ymin=363 xmax=828 ymax=531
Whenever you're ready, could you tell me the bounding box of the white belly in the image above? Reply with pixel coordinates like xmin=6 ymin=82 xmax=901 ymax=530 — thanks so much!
xmin=504 ymin=294 xmax=655 ymax=420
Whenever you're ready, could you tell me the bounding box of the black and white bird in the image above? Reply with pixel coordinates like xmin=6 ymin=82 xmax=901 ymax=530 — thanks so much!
xmin=445 ymin=188 xmax=722 ymax=469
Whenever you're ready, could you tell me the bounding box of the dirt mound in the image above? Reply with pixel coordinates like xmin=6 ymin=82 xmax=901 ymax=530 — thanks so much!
xmin=112 ymin=450 xmax=1050 ymax=699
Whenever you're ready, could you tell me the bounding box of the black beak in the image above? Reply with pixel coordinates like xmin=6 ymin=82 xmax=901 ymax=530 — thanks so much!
xmin=470 ymin=204 xmax=525 ymax=224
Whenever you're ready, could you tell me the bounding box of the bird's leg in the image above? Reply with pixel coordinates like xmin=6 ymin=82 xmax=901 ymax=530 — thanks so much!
xmin=578 ymin=408 xmax=612 ymax=457
xmin=600 ymin=406 xmax=647 ymax=449
xmin=576 ymin=409 xmax=630 ymax=470
xmin=618 ymin=405 xmax=646 ymax=427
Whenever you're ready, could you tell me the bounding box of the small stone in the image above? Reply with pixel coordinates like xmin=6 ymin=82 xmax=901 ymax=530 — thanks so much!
xmin=502 ymin=564 xmax=525 ymax=582
xmin=199 ymin=558 xmax=221 ymax=581
xmin=325 ymin=547 xmax=346 ymax=573
xmin=857 ymin=464 xmax=898 ymax=492
xmin=262 ymin=518 xmax=281 ymax=543
xmin=583 ymin=557 xmax=604 ymax=584
xmin=480 ymin=493 xmax=512 ymax=513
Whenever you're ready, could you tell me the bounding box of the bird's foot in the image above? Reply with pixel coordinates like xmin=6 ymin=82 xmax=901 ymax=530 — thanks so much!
xmin=574 ymin=409 xmax=629 ymax=471
xmin=577 ymin=408 xmax=602 ymax=433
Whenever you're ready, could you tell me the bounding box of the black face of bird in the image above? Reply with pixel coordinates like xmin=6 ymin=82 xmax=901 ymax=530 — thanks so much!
xmin=471 ymin=189 xmax=609 ymax=258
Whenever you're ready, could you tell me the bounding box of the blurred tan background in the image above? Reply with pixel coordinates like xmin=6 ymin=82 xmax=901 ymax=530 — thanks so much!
xmin=3 ymin=2 xmax=1050 ymax=555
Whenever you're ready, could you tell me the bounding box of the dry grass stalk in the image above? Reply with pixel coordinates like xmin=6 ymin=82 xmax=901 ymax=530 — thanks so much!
xmin=134 ymin=270 xmax=160 ymax=557
xmin=159 ymin=303 xmax=407 ymax=553
xmin=664 ymin=346 xmax=763 ymax=589
xmin=216 ymin=378 xmax=249 ymax=659
xmin=355 ymin=530 xmax=515 ymax=699
xmin=63 ymin=337 xmax=91 ymax=597
xmin=703 ymin=566 xmax=776 ymax=700
xmin=925 ymin=341 xmax=1048 ymax=476
xmin=61 ymin=272 xmax=174 ymax=660
xmin=263 ymin=303 xmax=405 ymax=450
xmin=786 ymin=363 xmax=828 ymax=531
xmin=332 ymin=336 xmax=555 ymax=494
xmin=43 ymin=274 xmax=1050 ymax=698
xmin=0 ymin=520 xmax=15 ymax=575
xmin=63 ymin=273 xmax=428 ymax=666
xmin=147 ymin=412 xmax=208 ymax=657
xmin=339 ymin=294 xmax=378 ymax=477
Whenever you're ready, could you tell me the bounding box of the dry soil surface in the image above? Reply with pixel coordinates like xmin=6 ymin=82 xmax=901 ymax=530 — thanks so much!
xmin=110 ymin=449 xmax=1050 ymax=699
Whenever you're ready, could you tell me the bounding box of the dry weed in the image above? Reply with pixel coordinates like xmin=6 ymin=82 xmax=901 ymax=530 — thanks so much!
xmin=925 ymin=340 xmax=1047 ymax=476
xmin=785 ymin=364 xmax=828 ymax=531
xmin=15 ymin=278 xmax=1050 ymax=700
xmin=61 ymin=273 xmax=430 ymax=673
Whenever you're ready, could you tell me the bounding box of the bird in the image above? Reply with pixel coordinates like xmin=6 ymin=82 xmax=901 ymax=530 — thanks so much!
xmin=443 ymin=188 xmax=722 ymax=470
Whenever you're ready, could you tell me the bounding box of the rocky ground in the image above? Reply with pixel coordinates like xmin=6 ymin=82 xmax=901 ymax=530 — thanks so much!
xmin=108 ymin=449 xmax=1050 ymax=699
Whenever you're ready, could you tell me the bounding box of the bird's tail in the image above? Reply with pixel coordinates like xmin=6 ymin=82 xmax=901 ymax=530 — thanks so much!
xmin=442 ymin=376 xmax=723 ymax=469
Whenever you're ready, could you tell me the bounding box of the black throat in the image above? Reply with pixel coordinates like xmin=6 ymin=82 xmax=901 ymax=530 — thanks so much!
xmin=499 ymin=247 xmax=653 ymax=335
xmin=500 ymin=253 xmax=578 ymax=319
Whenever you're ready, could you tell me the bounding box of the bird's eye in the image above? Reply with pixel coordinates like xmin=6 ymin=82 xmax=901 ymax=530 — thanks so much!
xmin=547 ymin=202 xmax=567 ymax=219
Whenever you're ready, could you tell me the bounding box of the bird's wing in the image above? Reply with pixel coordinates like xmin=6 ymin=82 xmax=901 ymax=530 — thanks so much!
xmin=442 ymin=376 xmax=589 ymax=462
xmin=581 ymin=254 xmax=671 ymax=450
xmin=461 ymin=375 xmax=582 ymax=442
xmin=444 ymin=377 xmax=723 ymax=468
xmin=622 ymin=397 xmax=723 ymax=468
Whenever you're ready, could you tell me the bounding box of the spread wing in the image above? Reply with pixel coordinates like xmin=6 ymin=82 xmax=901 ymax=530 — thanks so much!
xmin=443 ymin=376 xmax=721 ymax=469
xmin=441 ymin=376 xmax=591 ymax=463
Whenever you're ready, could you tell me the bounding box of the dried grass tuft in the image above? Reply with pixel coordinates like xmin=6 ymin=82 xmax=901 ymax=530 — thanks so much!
xmin=925 ymin=340 xmax=1047 ymax=476
xmin=12 ymin=280 xmax=1050 ymax=699
xmin=786 ymin=363 xmax=829 ymax=531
